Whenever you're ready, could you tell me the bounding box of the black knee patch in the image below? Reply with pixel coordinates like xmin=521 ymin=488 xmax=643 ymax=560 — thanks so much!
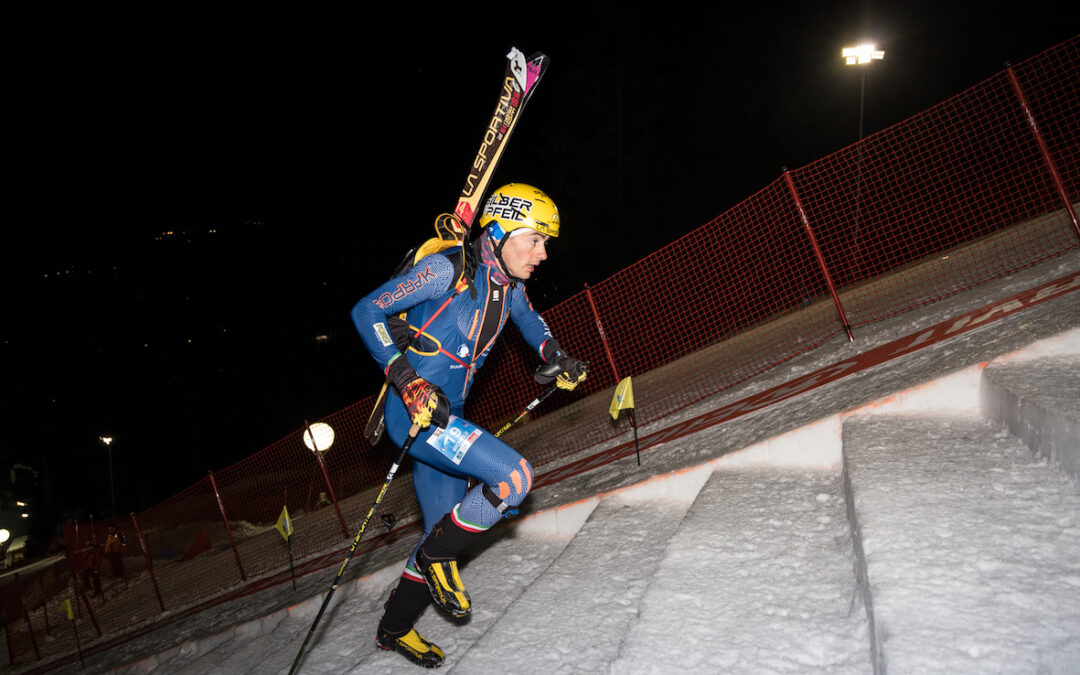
xmin=482 ymin=484 xmax=519 ymax=519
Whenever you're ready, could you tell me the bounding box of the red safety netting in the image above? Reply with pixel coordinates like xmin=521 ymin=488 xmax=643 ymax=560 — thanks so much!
xmin=5 ymin=34 xmax=1077 ymax=670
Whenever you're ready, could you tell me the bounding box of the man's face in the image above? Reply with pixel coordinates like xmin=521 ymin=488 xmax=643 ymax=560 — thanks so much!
xmin=501 ymin=230 xmax=550 ymax=280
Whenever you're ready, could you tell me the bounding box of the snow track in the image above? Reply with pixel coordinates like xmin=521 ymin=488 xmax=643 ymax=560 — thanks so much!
xmin=94 ymin=280 xmax=1080 ymax=675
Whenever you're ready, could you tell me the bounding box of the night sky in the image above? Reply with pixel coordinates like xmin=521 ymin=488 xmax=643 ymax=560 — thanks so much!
xmin=5 ymin=4 xmax=1077 ymax=531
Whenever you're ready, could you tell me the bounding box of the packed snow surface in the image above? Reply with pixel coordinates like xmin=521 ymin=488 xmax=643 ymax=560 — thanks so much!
xmin=25 ymin=254 xmax=1078 ymax=674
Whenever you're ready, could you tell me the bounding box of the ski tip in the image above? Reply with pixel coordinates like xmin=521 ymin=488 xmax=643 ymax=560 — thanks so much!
xmin=507 ymin=47 xmax=548 ymax=92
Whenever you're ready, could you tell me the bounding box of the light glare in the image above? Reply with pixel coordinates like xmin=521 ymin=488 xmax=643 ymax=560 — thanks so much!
xmin=843 ymin=44 xmax=884 ymax=65
xmin=303 ymin=422 xmax=335 ymax=453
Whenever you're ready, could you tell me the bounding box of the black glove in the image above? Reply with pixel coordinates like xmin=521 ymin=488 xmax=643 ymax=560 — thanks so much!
xmin=387 ymin=355 xmax=450 ymax=428
xmin=386 ymin=315 xmax=414 ymax=352
xmin=538 ymin=341 xmax=588 ymax=391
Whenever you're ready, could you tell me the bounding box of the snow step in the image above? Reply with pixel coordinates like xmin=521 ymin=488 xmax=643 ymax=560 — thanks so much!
xmin=982 ymin=354 xmax=1080 ymax=479
xmin=453 ymin=476 xmax=709 ymax=673
xmin=364 ymin=520 xmax=579 ymax=672
xmin=612 ymin=468 xmax=871 ymax=673
xmin=843 ymin=415 xmax=1080 ymax=672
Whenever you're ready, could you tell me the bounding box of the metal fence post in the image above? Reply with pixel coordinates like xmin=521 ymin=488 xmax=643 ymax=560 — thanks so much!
xmin=1005 ymin=64 xmax=1080 ymax=240
xmin=584 ymin=283 xmax=621 ymax=384
xmin=66 ymin=546 xmax=101 ymax=636
xmin=130 ymin=514 xmax=166 ymax=612
xmin=37 ymin=575 xmax=50 ymax=636
xmin=783 ymin=168 xmax=855 ymax=342
xmin=2 ymin=594 xmax=14 ymax=666
xmin=305 ymin=422 xmax=351 ymax=539
xmin=13 ymin=573 xmax=40 ymax=660
xmin=208 ymin=471 xmax=247 ymax=581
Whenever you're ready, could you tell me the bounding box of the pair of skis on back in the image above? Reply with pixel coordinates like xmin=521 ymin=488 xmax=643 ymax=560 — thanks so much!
xmin=363 ymin=47 xmax=550 ymax=445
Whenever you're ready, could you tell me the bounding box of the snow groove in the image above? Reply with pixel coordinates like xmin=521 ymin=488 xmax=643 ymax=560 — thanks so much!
xmin=841 ymin=449 xmax=882 ymax=675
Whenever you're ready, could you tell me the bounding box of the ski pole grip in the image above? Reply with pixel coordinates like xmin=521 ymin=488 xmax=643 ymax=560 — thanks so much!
xmin=534 ymin=362 xmax=564 ymax=384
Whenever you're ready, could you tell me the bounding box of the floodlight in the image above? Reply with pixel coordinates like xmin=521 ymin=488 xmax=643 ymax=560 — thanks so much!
xmin=303 ymin=422 xmax=336 ymax=453
xmin=843 ymin=44 xmax=884 ymax=65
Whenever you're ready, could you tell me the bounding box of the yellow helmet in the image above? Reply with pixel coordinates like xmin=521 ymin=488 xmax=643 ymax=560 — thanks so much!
xmin=479 ymin=183 xmax=560 ymax=242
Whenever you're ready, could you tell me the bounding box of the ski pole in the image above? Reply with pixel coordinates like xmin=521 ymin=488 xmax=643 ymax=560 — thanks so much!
xmin=493 ymin=381 xmax=561 ymax=438
xmin=289 ymin=423 xmax=420 ymax=675
xmin=493 ymin=361 xmax=586 ymax=438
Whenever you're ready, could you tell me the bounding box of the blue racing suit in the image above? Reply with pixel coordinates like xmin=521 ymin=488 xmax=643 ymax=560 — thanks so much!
xmin=351 ymin=244 xmax=554 ymax=581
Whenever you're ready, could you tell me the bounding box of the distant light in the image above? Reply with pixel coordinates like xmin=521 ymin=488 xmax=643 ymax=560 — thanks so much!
xmin=303 ymin=422 xmax=335 ymax=453
xmin=20 ymin=513 xmax=29 ymax=519
xmin=315 ymin=334 xmax=331 ymax=344
xmin=842 ymin=44 xmax=884 ymax=65
xmin=99 ymin=436 xmax=113 ymax=446
xmin=0 ymin=530 xmax=9 ymax=544
xmin=15 ymin=501 xmax=27 ymax=507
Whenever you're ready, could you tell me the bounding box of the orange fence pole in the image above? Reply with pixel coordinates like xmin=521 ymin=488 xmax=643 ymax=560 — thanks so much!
xmin=131 ymin=514 xmax=166 ymax=612
xmin=584 ymin=283 xmax=621 ymax=385
xmin=306 ymin=421 xmax=351 ymax=539
xmin=783 ymin=168 xmax=855 ymax=342
xmin=1005 ymin=64 xmax=1080 ymax=240
xmin=208 ymin=471 xmax=247 ymax=581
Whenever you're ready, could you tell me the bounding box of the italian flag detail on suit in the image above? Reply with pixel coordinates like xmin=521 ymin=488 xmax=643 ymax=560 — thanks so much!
xmin=451 ymin=503 xmax=490 ymax=533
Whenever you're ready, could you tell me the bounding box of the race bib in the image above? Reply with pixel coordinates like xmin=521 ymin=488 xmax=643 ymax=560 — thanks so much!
xmin=425 ymin=416 xmax=483 ymax=465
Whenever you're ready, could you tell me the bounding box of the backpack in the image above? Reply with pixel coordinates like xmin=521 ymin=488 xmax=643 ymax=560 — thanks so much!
xmin=363 ymin=213 xmax=477 ymax=444
xmin=385 ymin=213 xmax=478 ymax=348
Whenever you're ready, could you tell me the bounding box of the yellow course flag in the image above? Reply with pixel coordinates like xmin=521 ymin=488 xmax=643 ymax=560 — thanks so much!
xmin=62 ymin=598 xmax=74 ymax=620
xmin=609 ymin=376 xmax=635 ymax=420
xmin=275 ymin=505 xmax=294 ymax=542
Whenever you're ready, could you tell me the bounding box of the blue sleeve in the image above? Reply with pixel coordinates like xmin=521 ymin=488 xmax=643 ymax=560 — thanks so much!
xmin=351 ymin=254 xmax=456 ymax=374
xmin=509 ymin=286 xmax=556 ymax=358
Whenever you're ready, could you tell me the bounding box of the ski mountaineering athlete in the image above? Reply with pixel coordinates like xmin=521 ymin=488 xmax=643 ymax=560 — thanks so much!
xmin=351 ymin=184 xmax=588 ymax=668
